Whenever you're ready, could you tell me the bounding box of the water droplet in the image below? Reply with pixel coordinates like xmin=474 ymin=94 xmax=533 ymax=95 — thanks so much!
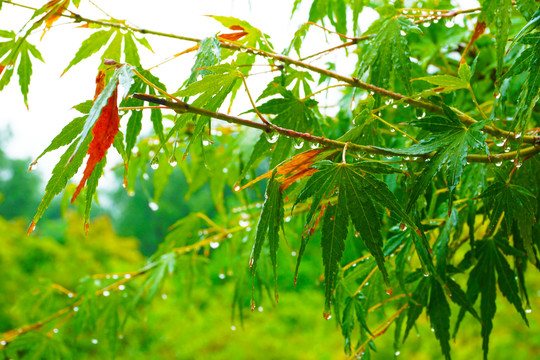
xmin=395 ymin=351 xmax=401 ymax=356
xmin=516 ymin=160 xmax=523 ymax=168
xmin=169 ymin=157 xmax=178 ymax=167
xmin=291 ymin=251 xmax=297 ymax=256
xmin=266 ymin=134 xmax=279 ymax=143
xmin=162 ymin=294 xmax=168 ymax=300
xmin=143 ymin=173 xmax=150 ymax=180
xmin=149 ymin=202 xmax=159 ymax=211
xmin=219 ymin=273 xmax=226 ymax=279
xmin=424 ymin=273 xmax=430 ymax=277
xmin=390 ymin=128 xmax=396 ymax=133
xmin=258 ymin=306 xmax=263 ymax=312
xmin=132 ymin=146 xmax=139 ymax=153
xmin=515 ymin=132 xmax=522 ymax=139
xmin=310 ymin=143 xmax=320 ymax=149
xmin=400 ymin=30 xmax=406 ymax=36
xmin=231 ymin=326 xmax=237 ymax=331
xmin=222 ymin=168 xmax=229 ymax=173
xmin=125 ymin=274 xmax=132 ymax=279
xmin=323 ymin=313 xmax=332 ymax=320
xmin=203 ymin=140 xmax=211 ymax=146
xmin=525 ymin=308 xmax=532 ymax=314
xmin=150 ymin=160 xmax=159 ymax=170
xmin=1 ymin=340 xmax=6 ymax=346
xmin=210 ymin=242 xmax=220 ymax=249
xmin=53 ymin=328 xmax=59 ymax=334
xmin=285 ymin=216 xmax=291 ymax=222
xmin=386 ymin=156 xmax=393 ymax=160
xmin=495 ymin=162 xmax=503 ymax=167
xmin=128 ymin=190 xmax=135 ymax=197
xmin=68 ymin=292 xmax=74 ymax=298
xmin=118 ymin=285 xmax=125 ymax=290
xmin=294 ymin=141 xmax=304 ymax=149
xmin=239 ymin=219 xmax=250 ymax=227
xmin=73 ymin=307 xmax=79 ymax=312
xmin=431 ymin=328 xmax=435 ymax=332
xmin=91 ymin=339 xmax=98 ymax=344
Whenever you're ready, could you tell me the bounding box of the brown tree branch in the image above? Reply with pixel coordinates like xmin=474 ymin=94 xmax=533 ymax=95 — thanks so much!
xmin=131 ymin=93 xmax=540 ymax=164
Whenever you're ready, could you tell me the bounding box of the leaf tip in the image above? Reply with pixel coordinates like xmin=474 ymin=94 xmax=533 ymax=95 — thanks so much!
xmin=27 ymin=221 xmax=36 ymax=235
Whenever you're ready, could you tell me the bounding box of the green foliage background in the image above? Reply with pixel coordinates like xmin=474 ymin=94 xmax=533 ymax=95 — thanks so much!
xmin=1 ymin=0 xmax=539 ymax=359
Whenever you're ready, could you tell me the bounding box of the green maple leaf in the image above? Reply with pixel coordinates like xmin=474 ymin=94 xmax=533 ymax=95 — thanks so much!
xmin=293 ymin=160 xmax=417 ymax=313
xmin=455 ymin=240 xmax=528 ymax=360
xmin=357 ymin=16 xmax=421 ymax=95
xmin=502 ymin=28 xmax=540 ymax=132
xmin=242 ymin=88 xmax=320 ymax=176
xmin=171 ymin=64 xmax=242 ymax=158
xmin=480 ymin=0 xmax=513 ymax=79
xmin=477 ymin=181 xmax=537 ymax=262
xmin=0 ymin=32 xmax=44 ymax=108
xmin=379 ymin=105 xmax=488 ymax=212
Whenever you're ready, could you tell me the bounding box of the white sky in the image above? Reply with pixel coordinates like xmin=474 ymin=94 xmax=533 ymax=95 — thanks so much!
xmin=0 ymin=0 xmax=478 ymax=180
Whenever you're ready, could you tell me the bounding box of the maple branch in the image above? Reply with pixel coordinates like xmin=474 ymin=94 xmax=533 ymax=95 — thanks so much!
xmin=132 ymin=93 xmax=540 ymax=164
xmin=7 ymin=0 xmax=536 ymax=145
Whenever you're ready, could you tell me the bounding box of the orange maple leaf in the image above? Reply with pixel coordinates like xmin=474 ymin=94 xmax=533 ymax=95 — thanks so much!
xmin=217 ymin=25 xmax=248 ymax=42
xmin=40 ymin=0 xmax=70 ymax=40
xmin=238 ymin=149 xmax=326 ymax=192
xmin=71 ymin=70 xmax=120 ymax=203
xmin=460 ymin=21 xmax=486 ymax=64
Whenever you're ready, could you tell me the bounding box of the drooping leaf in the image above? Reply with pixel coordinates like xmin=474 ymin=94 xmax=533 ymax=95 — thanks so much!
xmin=294 ymin=161 xmax=416 ymax=295
xmin=249 ymin=172 xmax=284 ymax=300
xmin=428 ymin=281 xmax=451 ymax=360
xmin=321 ymin=201 xmax=348 ymax=317
xmin=71 ymin=64 xmax=135 ymax=160
xmin=0 ymin=34 xmax=44 ymax=107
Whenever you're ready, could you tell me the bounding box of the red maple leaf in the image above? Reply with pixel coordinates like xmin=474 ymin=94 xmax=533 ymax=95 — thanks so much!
xmin=71 ymin=70 xmax=120 ymax=203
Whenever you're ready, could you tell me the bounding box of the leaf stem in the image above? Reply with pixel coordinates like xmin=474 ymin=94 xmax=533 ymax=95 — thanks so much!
xmin=301 ymin=83 xmax=351 ymax=101
xmin=468 ymin=86 xmax=489 ymax=122
xmin=241 ymin=74 xmax=273 ymax=126
xmin=372 ymin=113 xmax=419 ymax=144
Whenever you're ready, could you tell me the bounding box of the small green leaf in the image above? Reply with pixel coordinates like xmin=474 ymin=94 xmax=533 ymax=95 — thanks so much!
xmin=63 ymin=29 xmax=114 ymax=75
xmin=125 ymin=110 xmax=143 ymax=160
xmin=32 ymin=115 xmax=86 ymax=166
xmin=458 ymin=62 xmax=472 ymax=83
xmin=414 ymin=75 xmax=468 ymax=91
